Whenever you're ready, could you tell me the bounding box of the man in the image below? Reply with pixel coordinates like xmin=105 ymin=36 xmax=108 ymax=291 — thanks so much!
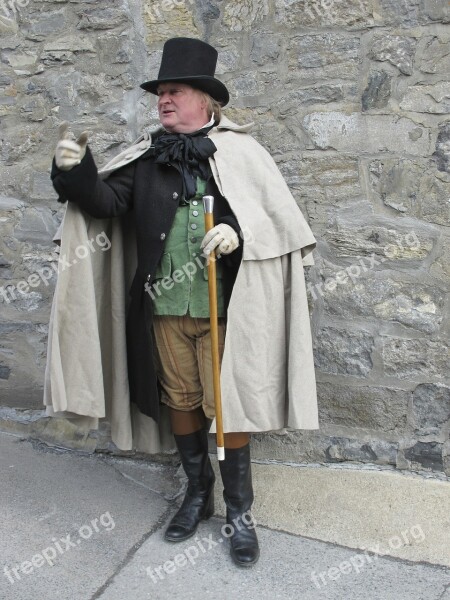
xmin=51 ymin=38 xmax=319 ymax=568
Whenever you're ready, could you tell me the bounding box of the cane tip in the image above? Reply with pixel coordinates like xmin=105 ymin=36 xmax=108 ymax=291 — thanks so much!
xmin=217 ymin=447 xmax=225 ymax=461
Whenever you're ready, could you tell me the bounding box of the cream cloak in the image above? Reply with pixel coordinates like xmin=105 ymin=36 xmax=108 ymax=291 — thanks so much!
xmin=43 ymin=116 xmax=319 ymax=452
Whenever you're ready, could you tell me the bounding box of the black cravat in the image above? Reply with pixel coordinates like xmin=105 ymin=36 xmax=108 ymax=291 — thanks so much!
xmin=153 ymin=126 xmax=217 ymax=200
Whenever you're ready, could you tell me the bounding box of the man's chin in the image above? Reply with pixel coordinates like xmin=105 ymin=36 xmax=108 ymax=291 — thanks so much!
xmin=160 ymin=115 xmax=176 ymax=129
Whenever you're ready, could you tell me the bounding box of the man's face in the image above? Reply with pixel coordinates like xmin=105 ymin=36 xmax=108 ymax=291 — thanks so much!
xmin=157 ymin=82 xmax=209 ymax=133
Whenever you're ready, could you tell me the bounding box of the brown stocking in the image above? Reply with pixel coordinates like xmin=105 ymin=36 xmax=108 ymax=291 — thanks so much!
xmin=224 ymin=432 xmax=250 ymax=449
xmin=170 ymin=407 xmax=206 ymax=435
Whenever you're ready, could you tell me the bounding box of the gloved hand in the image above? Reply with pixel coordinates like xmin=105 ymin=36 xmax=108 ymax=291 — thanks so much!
xmin=201 ymin=223 xmax=239 ymax=256
xmin=54 ymin=122 xmax=89 ymax=171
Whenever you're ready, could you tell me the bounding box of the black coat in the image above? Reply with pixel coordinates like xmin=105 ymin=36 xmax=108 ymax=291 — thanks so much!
xmin=51 ymin=141 xmax=242 ymax=422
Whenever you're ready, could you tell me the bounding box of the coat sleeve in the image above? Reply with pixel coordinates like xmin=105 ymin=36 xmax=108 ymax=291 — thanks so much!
xmin=51 ymin=146 xmax=135 ymax=218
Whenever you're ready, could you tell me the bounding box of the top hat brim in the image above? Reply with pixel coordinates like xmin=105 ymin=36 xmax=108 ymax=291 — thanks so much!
xmin=140 ymin=76 xmax=229 ymax=107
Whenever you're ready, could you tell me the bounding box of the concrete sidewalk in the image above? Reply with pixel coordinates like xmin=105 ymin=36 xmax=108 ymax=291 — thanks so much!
xmin=1 ymin=431 xmax=449 ymax=600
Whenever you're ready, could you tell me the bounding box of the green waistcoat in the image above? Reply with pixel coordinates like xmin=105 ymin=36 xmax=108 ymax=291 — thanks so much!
xmin=152 ymin=178 xmax=225 ymax=318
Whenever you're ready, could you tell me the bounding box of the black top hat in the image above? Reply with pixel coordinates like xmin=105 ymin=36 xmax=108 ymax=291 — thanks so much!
xmin=140 ymin=37 xmax=229 ymax=106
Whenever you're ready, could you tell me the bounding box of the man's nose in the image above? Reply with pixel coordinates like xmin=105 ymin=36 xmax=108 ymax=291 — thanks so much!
xmin=158 ymin=93 xmax=170 ymax=105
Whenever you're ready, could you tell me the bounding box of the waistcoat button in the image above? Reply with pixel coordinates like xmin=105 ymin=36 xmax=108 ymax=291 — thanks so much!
xmin=160 ymin=233 xmax=166 ymax=240
xmin=191 ymin=224 xmax=197 ymax=230
xmin=172 ymin=192 xmax=178 ymax=200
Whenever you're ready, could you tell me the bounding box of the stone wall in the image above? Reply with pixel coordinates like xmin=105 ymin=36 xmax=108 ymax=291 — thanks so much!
xmin=0 ymin=0 xmax=449 ymax=474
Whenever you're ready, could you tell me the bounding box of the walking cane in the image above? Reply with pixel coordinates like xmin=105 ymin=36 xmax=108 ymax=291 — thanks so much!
xmin=202 ymin=195 xmax=225 ymax=461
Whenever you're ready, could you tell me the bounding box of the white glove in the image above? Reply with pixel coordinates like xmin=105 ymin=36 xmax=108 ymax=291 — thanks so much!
xmin=55 ymin=122 xmax=89 ymax=171
xmin=201 ymin=223 xmax=239 ymax=256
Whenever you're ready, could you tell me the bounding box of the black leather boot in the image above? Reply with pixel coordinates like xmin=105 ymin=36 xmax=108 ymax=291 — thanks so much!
xmin=219 ymin=444 xmax=260 ymax=567
xmin=164 ymin=429 xmax=215 ymax=542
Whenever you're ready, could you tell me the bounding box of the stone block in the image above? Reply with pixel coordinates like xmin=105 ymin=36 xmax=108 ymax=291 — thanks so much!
xmin=143 ymin=1 xmax=197 ymax=42
xmin=288 ymin=34 xmax=360 ymax=82
xmin=420 ymin=36 xmax=450 ymax=75
xmin=318 ymin=382 xmax=409 ymax=431
xmin=325 ymin=437 xmax=398 ymax=464
xmin=323 ymin=223 xmax=434 ymax=260
xmin=421 ymin=0 xmax=449 ymax=22
xmin=0 ymin=288 xmax=46 ymax=312
xmin=196 ymin=1 xmax=220 ymax=30
xmin=20 ymin=96 xmax=50 ymax=122
xmin=373 ymin=0 xmax=417 ymax=26
xmin=43 ymin=35 xmax=96 ymax=54
xmin=230 ymin=72 xmax=264 ymax=98
xmin=86 ymin=132 xmax=132 ymax=159
xmin=251 ymin=429 xmax=324 ymax=462
xmin=31 ymin=172 xmax=59 ymax=202
xmin=0 ymin=386 xmax=46 ymax=410
xmin=430 ymin=234 xmax=450 ymax=280
xmin=250 ymin=34 xmax=280 ymax=67
xmin=1 ymin=50 xmax=38 ymax=70
xmin=275 ymin=0 xmax=374 ymax=28
xmin=96 ymin=34 xmax=132 ymax=68
xmin=314 ymin=326 xmax=375 ymax=377
xmin=400 ymin=82 xmax=450 ymax=114
xmin=0 ymin=324 xmax=48 ymax=409
xmin=1 ymin=129 xmax=41 ymax=166
xmin=292 ymin=155 xmax=363 ymax=231
xmin=404 ymin=442 xmax=443 ymax=471
xmin=251 ymin=430 xmax=398 ymax=465
xmin=223 ymin=0 xmax=269 ymax=31
xmin=215 ymin=48 xmax=240 ymax=75
xmin=0 ymin=258 xmax=13 ymax=280
xmin=45 ymin=70 xmax=113 ymax=119
xmin=0 ymin=73 xmax=12 ymax=87
xmin=14 ymin=207 xmax=58 ymax=245
xmin=368 ymin=158 xmax=420 ymax=213
xmin=418 ymin=172 xmax=450 ymax=226
xmin=303 ymin=113 xmax=432 ymax=155
xmin=277 ymin=85 xmax=346 ymax=118
xmin=22 ymin=10 xmax=67 ymax=41
xmin=369 ymin=35 xmax=416 ymax=75
xmin=368 ymin=157 xmax=450 ymax=225
xmin=94 ymin=101 xmax=128 ymax=125
xmin=381 ymin=337 xmax=450 ymax=381
xmin=433 ymin=121 xmax=450 ymax=174
xmin=320 ymin=272 xmax=444 ymax=334
xmin=412 ymin=384 xmax=450 ymax=436
xmin=362 ymin=71 xmax=392 ymax=111
xmin=42 ymin=34 xmax=96 ymax=65
xmin=0 ymin=195 xmax=25 ymax=211
xmin=0 ymin=365 xmax=11 ymax=379
xmin=21 ymin=250 xmax=59 ymax=275
xmin=0 ymin=15 xmax=18 ymax=35
xmin=76 ymin=7 xmax=129 ymax=30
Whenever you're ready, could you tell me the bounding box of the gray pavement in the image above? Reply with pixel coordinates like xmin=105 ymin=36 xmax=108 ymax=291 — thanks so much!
xmin=1 ymin=431 xmax=449 ymax=600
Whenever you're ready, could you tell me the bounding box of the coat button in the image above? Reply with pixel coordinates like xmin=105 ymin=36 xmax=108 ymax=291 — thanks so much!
xmin=190 ymin=223 xmax=198 ymax=230
xmin=160 ymin=233 xmax=166 ymax=240
xmin=173 ymin=192 xmax=178 ymax=200
xmin=146 ymin=274 xmax=151 ymax=282
xmin=192 ymin=210 xmax=199 ymax=217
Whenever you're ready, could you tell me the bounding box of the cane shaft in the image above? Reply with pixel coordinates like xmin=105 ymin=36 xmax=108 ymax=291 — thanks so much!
xmin=204 ymin=211 xmax=225 ymax=458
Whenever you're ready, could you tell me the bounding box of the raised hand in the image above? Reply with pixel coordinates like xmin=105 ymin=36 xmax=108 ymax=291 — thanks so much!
xmin=54 ymin=122 xmax=89 ymax=171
